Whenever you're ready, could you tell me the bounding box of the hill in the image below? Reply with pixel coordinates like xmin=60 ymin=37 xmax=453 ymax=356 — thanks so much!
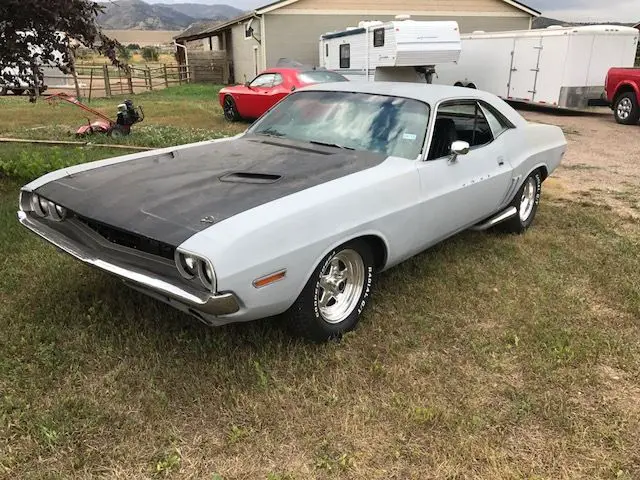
xmin=154 ymin=3 xmax=242 ymax=20
xmin=533 ymin=16 xmax=636 ymax=29
xmin=97 ymin=0 xmax=242 ymax=30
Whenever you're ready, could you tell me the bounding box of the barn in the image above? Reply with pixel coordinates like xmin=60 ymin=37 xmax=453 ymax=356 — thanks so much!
xmin=175 ymin=0 xmax=540 ymax=85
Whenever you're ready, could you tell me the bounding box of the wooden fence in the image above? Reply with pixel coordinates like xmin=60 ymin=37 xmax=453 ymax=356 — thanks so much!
xmin=42 ymin=64 xmax=193 ymax=100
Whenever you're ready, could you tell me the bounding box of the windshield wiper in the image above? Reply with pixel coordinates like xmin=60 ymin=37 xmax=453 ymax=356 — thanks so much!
xmin=308 ymin=140 xmax=354 ymax=150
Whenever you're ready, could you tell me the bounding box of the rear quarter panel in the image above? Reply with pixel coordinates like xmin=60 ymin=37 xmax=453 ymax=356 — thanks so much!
xmin=501 ymin=122 xmax=566 ymax=205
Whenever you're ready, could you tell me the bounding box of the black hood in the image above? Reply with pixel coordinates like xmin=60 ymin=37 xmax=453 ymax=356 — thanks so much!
xmin=35 ymin=136 xmax=386 ymax=246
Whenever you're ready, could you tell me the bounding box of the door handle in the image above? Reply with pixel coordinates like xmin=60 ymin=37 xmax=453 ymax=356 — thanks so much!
xmin=497 ymin=156 xmax=505 ymax=166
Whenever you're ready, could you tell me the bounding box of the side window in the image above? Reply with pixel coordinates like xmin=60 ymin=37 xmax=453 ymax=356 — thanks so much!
xmin=250 ymin=73 xmax=276 ymax=88
xmin=325 ymin=43 xmax=329 ymax=57
xmin=479 ymin=101 xmax=513 ymax=139
xmin=339 ymin=44 xmax=350 ymax=69
xmin=272 ymin=73 xmax=284 ymax=87
xmin=373 ymin=28 xmax=385 ymax=47
xmin=427 ymin=101 xmax=494 ymax=160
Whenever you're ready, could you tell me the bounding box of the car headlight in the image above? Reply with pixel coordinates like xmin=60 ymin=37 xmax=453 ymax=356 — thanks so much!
xmin=176 ymin=252 xmax=198 ymax=279
xmin=176 ymin=251 xmax=217 ymax=292
xmin=199 ymin=260 xmax=216 ymax=291
xmin=48 ymin=201 xmax=67 ymax=221
xmin=28 ymin=194 xmax=67 ymax=221
xmin=30 ymin=194 xmax=48 ymax=217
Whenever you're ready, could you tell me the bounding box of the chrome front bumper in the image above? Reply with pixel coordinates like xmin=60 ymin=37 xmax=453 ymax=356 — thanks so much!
xmin=17 ymin=211 xmax=240 ymax=316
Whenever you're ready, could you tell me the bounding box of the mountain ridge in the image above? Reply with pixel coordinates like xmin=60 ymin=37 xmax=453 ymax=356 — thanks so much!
xmin=97 ymin=0 xmax=243 ymax=30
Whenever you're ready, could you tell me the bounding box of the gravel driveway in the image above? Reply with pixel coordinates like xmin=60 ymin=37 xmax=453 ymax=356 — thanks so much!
xmin=521 ymin=107 xmax=640 ymax=219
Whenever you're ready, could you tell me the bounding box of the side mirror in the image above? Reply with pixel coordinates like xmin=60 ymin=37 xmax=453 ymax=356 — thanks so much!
xmin=244 ymin=81 xmax=252 ymax=88
xmin=449 ymin=140 xmax=470 ymax=163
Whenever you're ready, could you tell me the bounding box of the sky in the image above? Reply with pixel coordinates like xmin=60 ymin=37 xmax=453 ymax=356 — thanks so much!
xmin=149 ymin=0 xmax=639 ymax=23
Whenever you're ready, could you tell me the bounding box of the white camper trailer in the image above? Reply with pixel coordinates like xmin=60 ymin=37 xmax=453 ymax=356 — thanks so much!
xmin=434 ymin=25 xmax=639 ymax=110
xmin=319 ymin=18 xmax=461 ymax=83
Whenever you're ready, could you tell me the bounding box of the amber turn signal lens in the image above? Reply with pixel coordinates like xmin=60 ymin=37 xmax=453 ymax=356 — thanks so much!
xmin=253 ymin=270 xmax=286 ymax=289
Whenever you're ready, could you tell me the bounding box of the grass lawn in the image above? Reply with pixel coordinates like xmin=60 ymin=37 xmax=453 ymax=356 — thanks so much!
xmin=0 ymin=86 xmax=639 ymax=479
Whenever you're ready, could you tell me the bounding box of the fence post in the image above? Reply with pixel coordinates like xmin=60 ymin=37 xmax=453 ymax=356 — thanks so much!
xmin=147 ymin=67 xmax=153 ymax=91
xmin=126 ymin=66 xmax=133 ymax=95
xmin=103 ymin=65 xmax=111 ymax=97
xmin=88 ymin=68 xmax=94 ymax=103
xmin=163 ymin=64 xmax=169 ymax=88
xmin=30 ymin=62 xmax=40 ymax=101
xmin=178 ymin=65 xmax=183 ymax=85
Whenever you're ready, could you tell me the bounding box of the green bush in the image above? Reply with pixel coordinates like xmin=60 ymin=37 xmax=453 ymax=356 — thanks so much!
xmin=0 ymin=146 xmax=128 ymax=181
xmin=141 ymin=46 xmax=159 ymax=62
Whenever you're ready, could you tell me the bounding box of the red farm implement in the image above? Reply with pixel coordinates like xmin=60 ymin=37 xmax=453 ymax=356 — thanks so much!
xmin=46 ymin=93 xmax=144 ymax=137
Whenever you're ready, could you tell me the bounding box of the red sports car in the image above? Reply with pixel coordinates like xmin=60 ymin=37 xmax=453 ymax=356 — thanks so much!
xmin=219 ymin=68 xmax=348 ymax=121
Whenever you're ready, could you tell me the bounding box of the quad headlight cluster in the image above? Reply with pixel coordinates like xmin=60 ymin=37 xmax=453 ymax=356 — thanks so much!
xmin=176 ymin=251 xmax=217 ymax=292
xmin=29 ymin=193 xmax=67 ymax=222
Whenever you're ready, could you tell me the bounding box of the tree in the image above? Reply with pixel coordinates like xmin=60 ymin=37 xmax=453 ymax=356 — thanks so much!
xmin=118 ymin=45 xmax=132 ymax=63
xmin=0 ymin=0 xmax=121 ymax=98
xmin=126 ymin=43 xmax=141 ymax=51
xmin=141 ymin=46 xmax=159 ymax=62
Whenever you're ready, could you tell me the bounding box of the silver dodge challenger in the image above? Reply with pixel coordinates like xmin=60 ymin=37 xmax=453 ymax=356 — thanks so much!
xmin=18 ymin=83 xmax=567 ymax=341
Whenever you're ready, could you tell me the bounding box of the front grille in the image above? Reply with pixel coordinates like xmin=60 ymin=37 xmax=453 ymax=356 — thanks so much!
xmin=76 ymin=216 xmax=175 ymax=261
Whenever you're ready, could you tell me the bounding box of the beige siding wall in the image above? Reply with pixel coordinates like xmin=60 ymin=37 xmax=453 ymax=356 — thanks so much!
xmin=230 ymin=23 xmax=262 ymax=84
xmin=264 ymin=14 xmax=530 ymax=69
xmin=280 ymin=0 xmax=522 ymax=14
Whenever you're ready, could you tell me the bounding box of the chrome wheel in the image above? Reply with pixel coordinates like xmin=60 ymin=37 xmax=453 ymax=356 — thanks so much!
xmin=519 ymin=177 xmax=537 ymax=222
xmin=317 ymin=249 xmax=365 ymax=324
xmin=617 ymin=97 xmax=633 ymax=121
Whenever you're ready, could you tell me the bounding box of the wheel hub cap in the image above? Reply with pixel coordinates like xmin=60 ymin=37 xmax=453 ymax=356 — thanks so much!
xmin=519 ymin=177 xmax=537 ymax=222
xmin=617 ymin=98 xmax=632 ymax=120
xmin=317 ymin=249 xmax=365 ymax=324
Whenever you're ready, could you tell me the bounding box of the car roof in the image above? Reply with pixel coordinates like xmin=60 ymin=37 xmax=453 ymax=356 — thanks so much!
xmin=302 ymin=81 xmax=490 ymax=103
xmin=299 ymin=81 xmax=527 ymax=126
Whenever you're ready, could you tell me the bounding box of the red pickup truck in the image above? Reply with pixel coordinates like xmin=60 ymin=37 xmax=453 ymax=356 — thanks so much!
xmin=605 ymin=67 xmax=640 ymax=125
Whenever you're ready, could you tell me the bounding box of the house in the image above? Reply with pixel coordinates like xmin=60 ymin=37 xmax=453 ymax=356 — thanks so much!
xmin=175 ymin=0 xmax=541 ymax=85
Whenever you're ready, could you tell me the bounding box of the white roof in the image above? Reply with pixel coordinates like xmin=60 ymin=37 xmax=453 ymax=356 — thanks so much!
xmin=303 ymin=81 xmax=490 ymax=103
xmin=465 ymin=24 xmax=639 ymax=39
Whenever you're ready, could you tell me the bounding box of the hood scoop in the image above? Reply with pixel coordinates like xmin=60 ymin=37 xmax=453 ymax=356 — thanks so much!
xmin=219 ymin=171 xmax=282 ymax=184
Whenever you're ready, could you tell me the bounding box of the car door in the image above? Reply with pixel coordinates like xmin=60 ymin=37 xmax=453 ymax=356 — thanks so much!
xmin=415 ymin=99 xmax=515 ymax=246
xmin=239 ymin=73 xmax=276 ymax=119
xmin=259 ymin=73 xmax=291 ymax=115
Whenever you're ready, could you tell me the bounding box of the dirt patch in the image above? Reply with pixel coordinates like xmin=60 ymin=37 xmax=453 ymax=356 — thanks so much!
xmin=521 ymin=108 xmax=640 ymax=218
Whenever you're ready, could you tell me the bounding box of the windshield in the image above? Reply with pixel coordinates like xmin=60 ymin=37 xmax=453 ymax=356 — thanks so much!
xmin=247 ymin=91 xmax=430 ymax=159
xmin=298 ymin=71 xmax=348 ymax=84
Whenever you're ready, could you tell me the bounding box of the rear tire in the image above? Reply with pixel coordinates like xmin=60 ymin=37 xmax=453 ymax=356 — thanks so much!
xmin=284 ymin=240 xmax=375 ymax=342
xmin=223 ymin=95 xmax=241 ymax=122
xmin=11 ymin=89 xmax=25 ymax=96
xmin=613 ymin=92 xmax=640 ymax=125
xmin=498 ymin=171 xmax=542 ymax=234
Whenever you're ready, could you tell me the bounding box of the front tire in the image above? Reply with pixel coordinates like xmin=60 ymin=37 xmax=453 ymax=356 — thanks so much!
xmin=223 ymin=95 xmax=241 ymax=122
xmin=614 ymin=92 xmax=640 ymax=125
xmin=284 ymin=240 xmax=375 ymax=342
xmin=499 ymin=171 xmax=542 ymax=234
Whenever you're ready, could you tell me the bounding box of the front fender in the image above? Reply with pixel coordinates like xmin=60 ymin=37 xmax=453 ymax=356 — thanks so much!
xmin=178 ymin=157 xmax=420 ymax=319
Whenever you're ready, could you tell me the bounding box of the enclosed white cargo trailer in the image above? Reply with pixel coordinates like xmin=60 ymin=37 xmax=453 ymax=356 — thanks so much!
xmin=434 ymin=25 xmax=639 ymax=110
xmin=319 ymin=19 xmax=461 ymax=83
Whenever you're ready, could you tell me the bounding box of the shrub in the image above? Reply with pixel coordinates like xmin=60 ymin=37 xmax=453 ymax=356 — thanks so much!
xmin=126 ymin=43 xmax=141 ymax=50
xmin=0 ymin=146 xmax=126 ymax=181
xmin=141 ymin=46 xmax=159 ymax=62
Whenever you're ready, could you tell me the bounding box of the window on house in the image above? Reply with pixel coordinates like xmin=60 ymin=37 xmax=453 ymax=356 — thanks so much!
xmin=325 ymin=43 xmax=329 ymax=57
xmin=339 ymin=44 xmax=350 ymax=69
xmin=373 ymin=28 xmax=385 ymax=47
